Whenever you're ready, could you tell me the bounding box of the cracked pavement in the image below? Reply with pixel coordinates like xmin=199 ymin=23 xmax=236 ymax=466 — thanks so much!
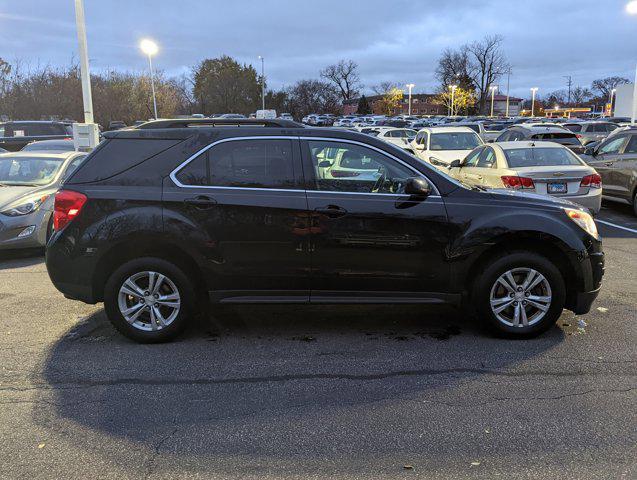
xmin=0 ymin=203 xmax=635 ymax=479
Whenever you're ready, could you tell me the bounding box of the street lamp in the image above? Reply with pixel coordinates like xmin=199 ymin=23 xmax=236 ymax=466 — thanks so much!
xmin=449 ymin=85 xmax=457 ymax=116
xmin=258 ymin=56 xmax=265 ymax=111
xmin=406 ymin=83 xmax=415 ymax=116
xmin=489 ymin=85 xmax=498 ymax=117
xmin=627 ymin=2 xmax=637 ymax=124
xmin=530 ymin=87 xmax=538 ymax=117
xmin=140 ymin=39 xmax=159 ymax=119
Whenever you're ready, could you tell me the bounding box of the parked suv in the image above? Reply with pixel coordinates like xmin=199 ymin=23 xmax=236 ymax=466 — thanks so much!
xmin=0 ymin=121 xmax=72 ymax=152
xmin=46 ymin=118 xmax=604 ymax=343
xmin=563 ymin=121 xmax=618 ymax=145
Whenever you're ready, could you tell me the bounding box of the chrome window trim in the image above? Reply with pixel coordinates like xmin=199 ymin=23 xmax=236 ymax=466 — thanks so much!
xmin=169 ymin=135 xmax=441 ymax=197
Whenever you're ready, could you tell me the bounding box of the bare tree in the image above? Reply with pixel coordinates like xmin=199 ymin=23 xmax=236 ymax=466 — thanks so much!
xmin=371 ymin=82 xmax=398 ymax=96
xmin=285 ymin=79 xmax=341 ymax=118
xmin=571 ymin=86 xmax=593 ymax=106
xmin=591 ymin=76 xmax=630 ymax=99
xmin=465 ymin=34 xmax=509 ymax=114
xmin=320 ymin=60 xmax=361 ymax=102
xmin=435 ymin=47 xmax=473 ymax=90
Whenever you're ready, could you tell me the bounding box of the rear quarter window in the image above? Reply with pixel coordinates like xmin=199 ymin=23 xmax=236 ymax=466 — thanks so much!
xmin=65 ymin=138 xmax=180 ymax=183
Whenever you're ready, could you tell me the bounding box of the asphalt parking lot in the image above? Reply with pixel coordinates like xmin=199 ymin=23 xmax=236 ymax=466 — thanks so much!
xmin=0 ymin=202 xmax=635 ymax=480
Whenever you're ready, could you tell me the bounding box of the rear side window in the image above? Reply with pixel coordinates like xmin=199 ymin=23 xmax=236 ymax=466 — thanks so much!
xmin=175 ymin=139 xmax=296 ymax=189
xmin=564 ymin=124 xmax=582 ymax=132
xmin=4 ymin=123 xmax=68 ymax=137
xmin=66 ymin=138 xmax=179 ymax=183
xmin=624 ymin=135 xmax=637 ymax=154
xmin=532 ymin=132 xmax=580 ymax=144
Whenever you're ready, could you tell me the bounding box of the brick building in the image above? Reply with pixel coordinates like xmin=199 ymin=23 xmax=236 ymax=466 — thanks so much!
xmin=343 ymin=93 xmax=446 ymax=116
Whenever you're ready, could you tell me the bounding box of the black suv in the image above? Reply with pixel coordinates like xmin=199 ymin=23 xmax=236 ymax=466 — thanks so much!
xmin=494 ymin=124 xmax=585 ymax=154
xmin=46 ymin=119 xmax=604 ymax=343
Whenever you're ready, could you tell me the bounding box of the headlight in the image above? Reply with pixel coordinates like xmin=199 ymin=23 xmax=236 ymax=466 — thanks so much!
xmin=1 ymin=195 xmax=49 ymax=217
xmin=564 ymin=208 xmax=599 ymax=239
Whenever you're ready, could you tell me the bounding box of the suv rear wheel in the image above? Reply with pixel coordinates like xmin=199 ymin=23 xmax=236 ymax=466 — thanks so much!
xmin=473 ymin=252 xmax=566 ymax=337
xmin=104 ymin=257 xmax=195 ymax=343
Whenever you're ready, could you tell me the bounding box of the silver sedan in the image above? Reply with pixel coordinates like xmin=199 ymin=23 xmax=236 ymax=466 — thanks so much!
xmin=448 ymin=141 xmax=602 ymax=214
xmin=0 ymin=151 xmax=86 ymax=249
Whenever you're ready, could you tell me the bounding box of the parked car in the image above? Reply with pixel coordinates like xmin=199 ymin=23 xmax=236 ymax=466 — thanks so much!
xmin=448 ymin=141 xmax=602 ymax=214
xmin=46 ymin=118 xmax=603 ymax=342
xmin=562 ymin=121 xmax=618 ymax=145
xmin=279 ymin=113 xmax=294 ymax=121
xmin=333 ymin=118 xmax=355 ymax=128
xmin=581 ymin=131 xmax=637 ymax=215
xmin=494 ymin=124 xmax=585 ymax=154
xmin=0 ymin=121 xmax=72 ymax=152
xmin=22 ymin=139 xmax=75 ymax=153
xmin=409 ymin=126 xmax=484 ymax=167
xmin=375 ymin=127 xmax=417 ymax=150
xmin=0 ymin=151 xmax=86 ymax=249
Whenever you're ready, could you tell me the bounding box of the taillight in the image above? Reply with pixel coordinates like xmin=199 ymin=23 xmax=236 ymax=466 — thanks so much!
xmin=501 ymin=176 xmax=535 ymax=189
xmin=53 ymin=190 xmax=87 ymax=230
xmin=331 ymin=170 xmax=361 ymax=178
xmin=576 ymin=134 xmax=583 ymax=138
xmin=580 ymin=173 xmax=602 ymax=188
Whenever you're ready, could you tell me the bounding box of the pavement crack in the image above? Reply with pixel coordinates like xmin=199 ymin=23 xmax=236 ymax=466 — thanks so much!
xmin=143 ymin=427 xmax=178 ymax=480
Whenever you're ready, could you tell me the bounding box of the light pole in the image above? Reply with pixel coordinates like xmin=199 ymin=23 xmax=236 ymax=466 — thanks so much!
xmin=530 ymin=87 xmax=538 ymax=117
xmin=608 ymin=88 xmax=617 ymax=117
xmin=74 ymin=0 xmax=94 ymax=124
xmin=628 ymin=1 xmax=637 ymax=123
xmin=406 ymin=83 xmax=415 ymax=116
xmin=140 ymin=39 xmax=159 ymax=119
xmin=258 ymin=56 xmax=265 ymax=111
xmin=489 ymin=86 xmax=498 ymax=117
xmin=450 ymin=85 xmax=458 ymax=116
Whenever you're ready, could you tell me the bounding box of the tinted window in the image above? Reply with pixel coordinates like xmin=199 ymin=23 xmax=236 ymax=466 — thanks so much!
xmin=62 ymin=155 xmax=87 ymax=181
xmin=504 ymin=148 xmax=582 ymax=167
xmin=564 ymin=124 xmax=582 ymax=132
xmin=430 ymin=132 xmax=482 ymax=150
xmin=308 ymin=140 xmax=414 ymax=193
xmin=531 ymin=132 xmax=579 ymax=144
xmin=5 ymin=123 xmax=67 ymax=136
xmin=176 ymin=139 xmax=295 ymax=189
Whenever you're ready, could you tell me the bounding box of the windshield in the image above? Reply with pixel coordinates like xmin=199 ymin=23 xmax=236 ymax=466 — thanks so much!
xmin=0 ymin=156 xmax=64 ymax=185
xmin=430 ymin=132 xmax=482 ymax=150
xmin=504 ymin=147 xmax=583 ymax=168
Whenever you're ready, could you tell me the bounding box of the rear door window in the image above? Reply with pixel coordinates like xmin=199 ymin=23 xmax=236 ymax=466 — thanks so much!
xmin=622 ymin=135 xmax=637 ymax=154
xmin=175 ymin=139 xmax=296 ymax=189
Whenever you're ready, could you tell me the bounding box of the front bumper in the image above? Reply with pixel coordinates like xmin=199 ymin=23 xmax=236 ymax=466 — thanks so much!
xmin=0 ymin=210 xmax=50 ymax=250
xmin=566 ymin=249 xmax=604 ymax=314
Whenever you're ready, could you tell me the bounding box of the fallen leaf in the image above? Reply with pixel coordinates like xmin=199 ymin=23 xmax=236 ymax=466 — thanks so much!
xmin=471 ymin=461 xmax=481 ymax=466
xmin=403 ymin=465 xmax=414 ymax=470
xmin=484 ymin=429 xmax=490 ymax=434
xmin=38 ymin=443 xmax=45 ymax=449
xmin=597 ymin=307 xmax=608 ymax=313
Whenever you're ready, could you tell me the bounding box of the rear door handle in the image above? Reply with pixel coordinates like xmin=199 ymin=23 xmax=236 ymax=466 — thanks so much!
xmin=314 ymin=205 xmax=348 ymax=218
xmin=184 ymin=195 xmax=217 ymax=209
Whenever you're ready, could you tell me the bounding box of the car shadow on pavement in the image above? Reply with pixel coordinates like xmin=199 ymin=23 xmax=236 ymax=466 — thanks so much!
xmin=34 ymin=303 xmax=566 ymax=465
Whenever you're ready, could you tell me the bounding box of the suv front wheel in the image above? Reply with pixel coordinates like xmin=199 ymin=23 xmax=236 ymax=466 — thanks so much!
xmin=473 ymin=252 xmax=566 ymax=337
xmin=104 ymin=257 xmax=195 ymax=343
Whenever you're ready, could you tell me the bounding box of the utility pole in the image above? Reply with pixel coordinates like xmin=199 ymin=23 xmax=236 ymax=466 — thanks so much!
xmin=564 ymin=75 xmax=573 ymax=105
xmin=258 ymin=56 xmax=265 ymax=111
xmin=505 ymin=67 xmax=512 ymax=117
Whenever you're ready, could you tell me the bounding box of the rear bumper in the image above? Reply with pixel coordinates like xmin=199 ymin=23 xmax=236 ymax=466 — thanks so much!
xmin=562 ymin=190 xmax=602 ymax=214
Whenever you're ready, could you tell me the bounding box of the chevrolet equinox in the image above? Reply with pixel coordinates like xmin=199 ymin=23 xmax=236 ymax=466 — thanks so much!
xmin=45 ymin=119 xmax=604 ymax=343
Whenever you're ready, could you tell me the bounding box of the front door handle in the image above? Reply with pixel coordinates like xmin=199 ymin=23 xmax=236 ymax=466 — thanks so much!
xmin=314 ymin=205 xmax=348 ymax=218
xmin=476 ymin=175 xmax=483 ymax=180
xmin=604 ymin=162 xmax=614 ymax=167
xmin=184 ymin=195 xmax=217 ymax=209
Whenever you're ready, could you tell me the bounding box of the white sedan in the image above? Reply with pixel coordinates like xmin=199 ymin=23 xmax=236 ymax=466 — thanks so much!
xmin=409 ymin=126 xmax=484 ymax=168
xmin=447 ymin=141 xmax=602 ymax=214
xmin=375 ymin=127 xmax=417 ymax=150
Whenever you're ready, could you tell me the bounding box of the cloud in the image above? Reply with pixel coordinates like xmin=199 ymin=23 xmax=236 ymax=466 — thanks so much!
xmin=1 ymin=0 xmax=634 ymax=99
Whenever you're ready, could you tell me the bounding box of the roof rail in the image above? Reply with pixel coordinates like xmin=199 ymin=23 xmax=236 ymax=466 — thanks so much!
xmin=136 ymin=118 xmax=304 ymax=129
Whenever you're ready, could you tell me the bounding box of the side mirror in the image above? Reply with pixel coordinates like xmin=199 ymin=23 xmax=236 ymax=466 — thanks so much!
xmin=318 ymin=160 xmax=332 ymax=168
xmin=404 ymin=177 xmax=432 ymax=197
xmin=448 ymin=159 xmax=462 ymax=169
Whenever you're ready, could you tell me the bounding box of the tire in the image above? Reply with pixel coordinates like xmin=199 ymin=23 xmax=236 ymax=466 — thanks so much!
xmin=104 ymin=257 xmax=195 ymax=343
xmin=472 ymin=251 xmax=566 ymax=338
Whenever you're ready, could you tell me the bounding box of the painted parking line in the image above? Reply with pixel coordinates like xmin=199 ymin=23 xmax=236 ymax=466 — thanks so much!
xmin=596 ymin=219 xmax=637 ymax=234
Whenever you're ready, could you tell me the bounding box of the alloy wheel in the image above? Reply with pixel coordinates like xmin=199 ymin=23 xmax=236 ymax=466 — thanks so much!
xmin=489 ymin=267 xmax=552 ymax=328
xmin=117 ymin=271 xmax=181 ymax=332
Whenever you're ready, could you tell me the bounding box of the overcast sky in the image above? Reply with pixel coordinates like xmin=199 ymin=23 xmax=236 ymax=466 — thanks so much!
xmin=1 ymin=0 xmax=635 ymax=99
